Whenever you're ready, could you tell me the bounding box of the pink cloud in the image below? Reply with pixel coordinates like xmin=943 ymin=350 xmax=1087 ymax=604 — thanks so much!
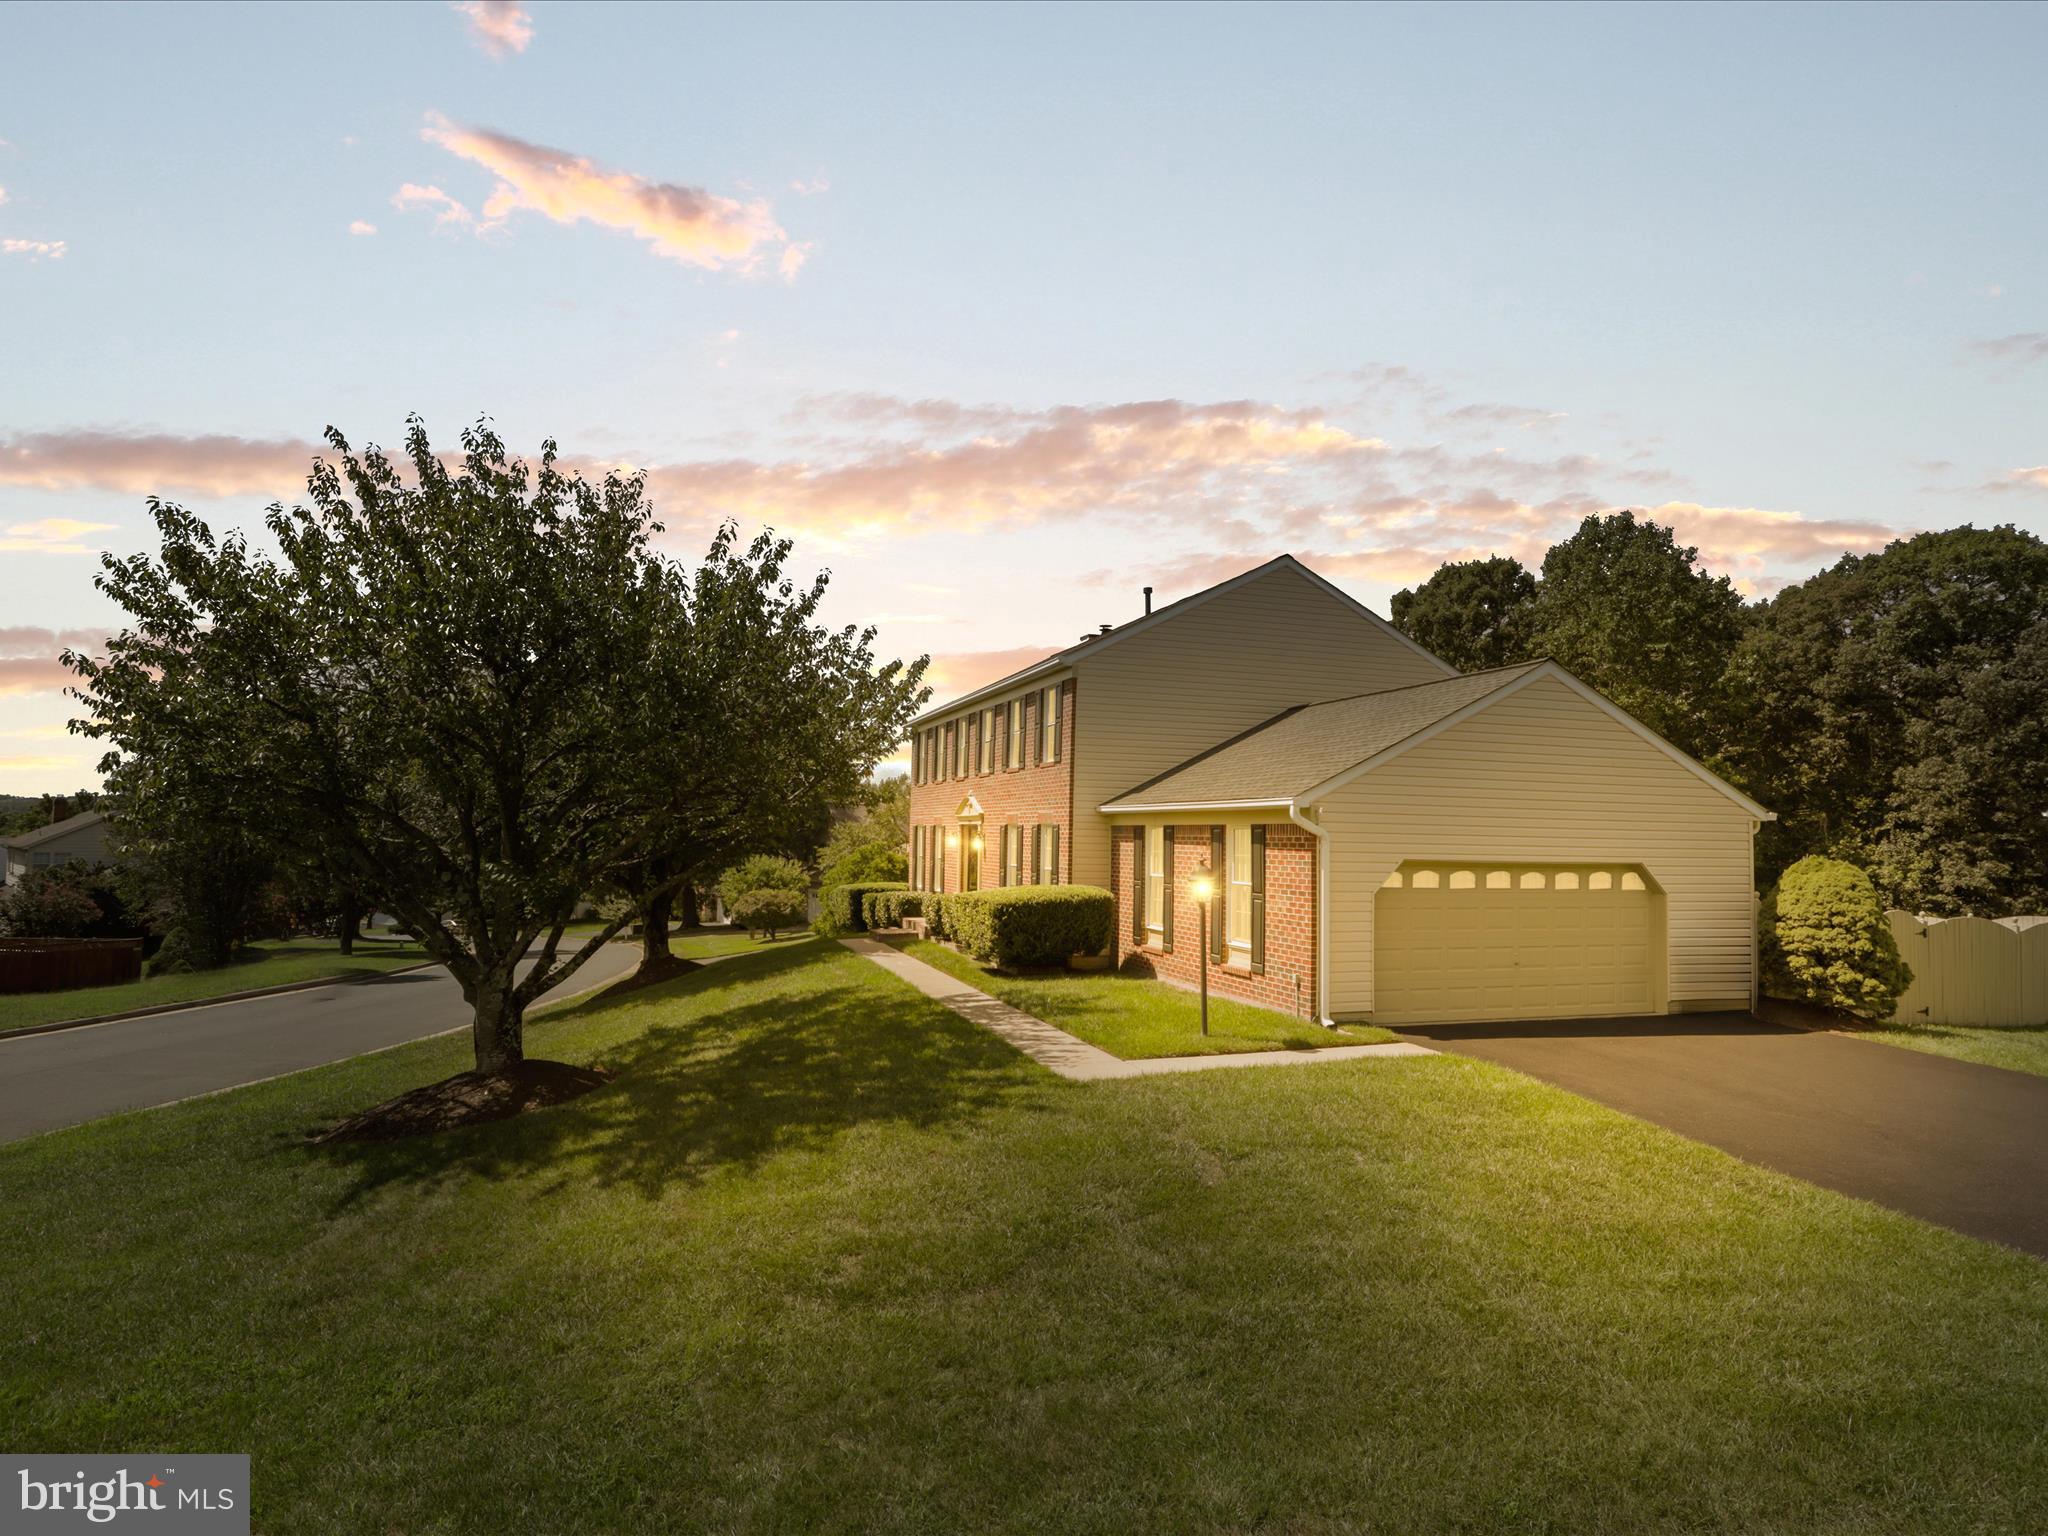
xmin=415 ymin=114 xmax=798 ymax=275
xmin=348 ymin=219 xmax=378 ymax=237
xmin=925 ymin=644 xmax=1062 ymax=697
xmin=0 ymin=626 xmax=105 ymax=697
xmin=0 ymin=429 xmax=316 ymax=497
xmin=1967 ymin=333 xmax=2048 ymax=365
xmin=2 ymin=237 xmax=65 ymax=261
xmin=392 ymin=182 xmax=474 ymax=227
xmin=451 ymin=0 xmax=532 ymax=57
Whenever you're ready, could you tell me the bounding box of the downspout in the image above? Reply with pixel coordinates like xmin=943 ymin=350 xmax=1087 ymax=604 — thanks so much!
xmin=1286 ymin=800 xmax=1335 ymax=1028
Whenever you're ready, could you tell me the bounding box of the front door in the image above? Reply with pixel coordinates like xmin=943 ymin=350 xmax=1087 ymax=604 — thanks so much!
xmin=960 ymin=821 xmax=982 ymax=890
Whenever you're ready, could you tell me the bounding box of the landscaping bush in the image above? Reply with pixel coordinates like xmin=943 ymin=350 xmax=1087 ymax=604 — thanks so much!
xmin=815 ymin=881 xmax=907 ymax=937
xmin=923 ymin=893 xmax=950 ymax=941
xmin=0 ymin=863 xmax=104 ymax=938
xmin=732 ymin=887 xmax=806 ymax=940
xmin=941 ymin=885 xmax=1113 ymax=970
xmin=862 ymin=890 xmax=923 ymax=929
xmin=716 ymin=855 xmax=810 ymax=917
xmin=1760 ymin=854 xmax=1913 ymax=1021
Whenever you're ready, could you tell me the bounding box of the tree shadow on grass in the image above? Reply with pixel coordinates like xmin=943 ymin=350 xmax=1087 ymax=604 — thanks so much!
xmin=307 ymin=939 xmax=1040 ymax=1211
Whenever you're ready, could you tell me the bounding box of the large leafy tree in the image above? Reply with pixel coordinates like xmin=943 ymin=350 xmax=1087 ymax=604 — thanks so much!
xmin=1718 ymin=525 xmax=2048 ymax=911
xmin=1389 ymin=555 xmax=1537 ymax=672
xmin=1526 ymin=511 xmax=1746 ymax=758
xmin=72 ymin=419 xmax=923 ymax=1073
xmin=606 ymin=528 xmax=927 ymax=978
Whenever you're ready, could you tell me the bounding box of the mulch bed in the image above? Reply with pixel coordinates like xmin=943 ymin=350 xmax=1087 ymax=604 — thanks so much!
xmin=312 ymin=1060 xmax=615 ymax=1143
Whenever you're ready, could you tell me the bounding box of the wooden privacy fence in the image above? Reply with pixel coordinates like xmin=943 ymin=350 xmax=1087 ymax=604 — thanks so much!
xmin=1887 ymin=912 xmax=2048 ymax=1027
xmin=0 ymin=937 xmax=145 ymax=995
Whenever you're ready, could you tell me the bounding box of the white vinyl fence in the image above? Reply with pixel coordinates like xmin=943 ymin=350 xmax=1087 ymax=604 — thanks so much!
xmin=1887 ymin=911 xmax=2048 ymax=1027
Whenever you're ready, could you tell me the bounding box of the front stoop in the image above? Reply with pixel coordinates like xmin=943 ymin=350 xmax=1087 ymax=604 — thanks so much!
xmin=838 ymin=935 xmax=1432 ymax=1081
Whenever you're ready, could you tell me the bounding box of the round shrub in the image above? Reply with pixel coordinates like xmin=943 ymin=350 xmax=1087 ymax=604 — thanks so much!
xmin=1760 ymin=854 xmax=1913 ymax=1020
xmin=732 ymin=887 xmax=806 ymax=939
xmin=716 ymin=855 xmax=810 ymax=917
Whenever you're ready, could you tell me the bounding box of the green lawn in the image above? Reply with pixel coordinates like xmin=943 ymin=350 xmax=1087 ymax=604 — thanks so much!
xmin=0 ymin=937 xmax=432 ymax=1034
xmin=889 ymin=935 xmax=1395 ymax=1057
xmin=1853 ymin=1020 xmax=2048 ymax=1079
xmin=8 ymin=940 xmax=2044 ymax=1534
xmin=671 ymin=926 xmax=811 ymax=961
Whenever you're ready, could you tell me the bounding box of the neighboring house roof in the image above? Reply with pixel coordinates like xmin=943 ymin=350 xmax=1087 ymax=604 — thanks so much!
xmin=0 ymin=809 xmax=108 ymax=851
xmin=909 ymin=553 xmax=1453 ymax=727
xmin=1100 ymin=660 xmax=1774 ymax=821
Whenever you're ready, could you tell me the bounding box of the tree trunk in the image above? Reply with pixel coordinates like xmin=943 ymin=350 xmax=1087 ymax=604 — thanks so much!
xmin=338 ymin=893 xmax=360 ymax=957
xmin=471 ymin=974 xmax=525 ymax=1074
xmin=638 ymin=887 xmax=674 ymax=975
xmin=676 ymin=881 xmax=701 ymax=930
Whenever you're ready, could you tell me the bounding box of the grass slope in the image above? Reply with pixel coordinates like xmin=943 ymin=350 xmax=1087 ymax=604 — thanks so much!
xmin=4 ymin=939 xmax=2046 ymax=1534
xmin=891 ymin=934 xmax=1394 ymax=1057
xmin=0 ymin=937 xmax=431 ymax=1034
xmin=1855 ymin=1020 xmax=2048 ymax=1079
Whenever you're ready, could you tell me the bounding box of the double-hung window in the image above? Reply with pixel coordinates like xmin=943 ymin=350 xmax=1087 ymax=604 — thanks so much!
xmin=1037 ymin=823 xmax=1059 ymax=885
xmin=1041 ymin=685 xmax=1060 ymax=762
xmin=980 ymin=708 xmax=996 ymax=773
xmin=954 ymin=719 xmax=968 ymax=778
xmin=1227 ymin=824 xmax=1252 ymax=966
xmin=1144 ymin=826 xmax=1165 ymax=938
xmin=1007 ymin=698 xmax=1022 ymax=769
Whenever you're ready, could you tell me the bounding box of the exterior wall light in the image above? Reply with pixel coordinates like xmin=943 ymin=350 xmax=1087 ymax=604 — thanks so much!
xmin=1190 ymin=862 xmax=1216 ymax=1035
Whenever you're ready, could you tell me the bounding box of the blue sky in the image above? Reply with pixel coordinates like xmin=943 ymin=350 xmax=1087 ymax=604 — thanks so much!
xmin=2 ymin=0 xmax=2043 ymax=789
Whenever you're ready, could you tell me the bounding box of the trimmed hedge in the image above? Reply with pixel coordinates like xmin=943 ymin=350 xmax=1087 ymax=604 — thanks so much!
xmin=940 ymin=885 xmax=1113 ymax=970
xmin=815 ymin=881 xmax=908 ymax=937
xmin=1760 ymin=854 xmax=1913 ymax=1021
xmin=862 ymin=890 xmax=923 ymax=929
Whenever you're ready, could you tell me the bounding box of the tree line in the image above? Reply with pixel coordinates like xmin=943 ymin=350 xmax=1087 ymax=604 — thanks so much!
xmin=1390 ymin=513 xmax=2048 ymax=916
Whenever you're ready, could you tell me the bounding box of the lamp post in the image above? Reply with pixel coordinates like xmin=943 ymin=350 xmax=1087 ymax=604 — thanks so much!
xmin=1189 ymin=864 xmax=1216 ymax=1036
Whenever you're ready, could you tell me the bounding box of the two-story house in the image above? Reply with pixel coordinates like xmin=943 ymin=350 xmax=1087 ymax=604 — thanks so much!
xmin=906 ymin=554 xmax=1771 ymax=1029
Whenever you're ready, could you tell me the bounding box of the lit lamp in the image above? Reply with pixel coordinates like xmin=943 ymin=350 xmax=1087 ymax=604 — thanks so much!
xmin=1189 ymin=864 xmax=1217 ymax=1036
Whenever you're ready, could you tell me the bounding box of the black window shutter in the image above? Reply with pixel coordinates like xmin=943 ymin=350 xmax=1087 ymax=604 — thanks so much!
xmin=1160 ymin=826 xmax=1175 ymax=951
xmin=1211 ymin=825 xmax=1227 ymax=963
xmin=1048 ymin=825 xmax=1059 ymax=886
xmin=1251 ymin=825 xmax=1267 ymax=974
xmin=1130 ymin=828 xmax=1145 ymax=944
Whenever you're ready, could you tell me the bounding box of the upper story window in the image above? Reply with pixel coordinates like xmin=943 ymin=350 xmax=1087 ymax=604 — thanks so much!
xmin=954 ymin=718 xmax=969 ymax=778
xmin=1007 ymin=697 xmax=1023 ymax=769
xmin=980 ymin=707 xmax=996 ymax=773
xmin=1042 ymin=684 xmax=1061 ymax=763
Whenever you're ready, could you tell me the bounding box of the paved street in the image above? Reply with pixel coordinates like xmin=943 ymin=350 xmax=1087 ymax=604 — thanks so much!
xmin=0 ymin=943 xmax=642 ymax=1144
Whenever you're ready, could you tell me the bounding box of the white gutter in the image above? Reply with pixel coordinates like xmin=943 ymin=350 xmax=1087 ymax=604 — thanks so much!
xmin=1286 ymin=799 xmax=1335 ymax=1028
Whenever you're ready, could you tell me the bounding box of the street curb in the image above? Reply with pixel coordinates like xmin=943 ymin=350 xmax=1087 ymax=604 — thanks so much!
xmin=0 ymin=957 xmax=441 ymax=1042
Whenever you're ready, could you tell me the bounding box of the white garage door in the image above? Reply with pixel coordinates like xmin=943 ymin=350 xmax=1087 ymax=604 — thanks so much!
xmin=1373 ymin=863 xmax=1658 ymax=1025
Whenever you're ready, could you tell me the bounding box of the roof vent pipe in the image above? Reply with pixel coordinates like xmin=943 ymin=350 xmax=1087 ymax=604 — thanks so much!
xmin=1099 ymin=624 xmax=1112 ymax=634
xmin=1143 ymin=585 xmax=1153 ymax=615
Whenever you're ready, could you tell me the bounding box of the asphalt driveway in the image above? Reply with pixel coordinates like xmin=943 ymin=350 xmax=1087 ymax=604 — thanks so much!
xmin=0 ymin=942 xmax=642 ymax=1145
xmin=1403 ymin=1013 xmax=2048 ymax=1259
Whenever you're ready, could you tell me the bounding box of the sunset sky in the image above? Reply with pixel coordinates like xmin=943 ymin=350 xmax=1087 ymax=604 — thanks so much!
xmin=2 ymin=0 xmax=2044 ymax=791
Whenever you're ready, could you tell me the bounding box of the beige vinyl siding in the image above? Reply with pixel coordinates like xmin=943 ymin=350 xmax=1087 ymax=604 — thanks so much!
xmin=1319 ymin=678 xmax=1757 ymax=1017
xmin=1070 ymin=563 xmax=1448 ymax=889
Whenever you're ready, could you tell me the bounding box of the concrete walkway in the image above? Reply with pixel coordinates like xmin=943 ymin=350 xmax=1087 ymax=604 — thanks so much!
xmin=841 ymin=935 xmax=1432 ymax=1081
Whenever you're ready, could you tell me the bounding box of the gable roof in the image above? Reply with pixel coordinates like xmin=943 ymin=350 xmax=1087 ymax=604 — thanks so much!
xmin=1100 ymin=661 xmax=1773 ymax=821
xmin=909 ymin=553 xmax=1453 ymax=726
xmin=1 ymin=809 xmax=107 ymax=851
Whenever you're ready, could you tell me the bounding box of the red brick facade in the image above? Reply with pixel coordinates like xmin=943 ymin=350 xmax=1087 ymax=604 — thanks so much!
xmin=1111 ymin=822 xmax=1319 ymax=1019
xmin=907 ymin=679 xmax=1075 ymax=895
